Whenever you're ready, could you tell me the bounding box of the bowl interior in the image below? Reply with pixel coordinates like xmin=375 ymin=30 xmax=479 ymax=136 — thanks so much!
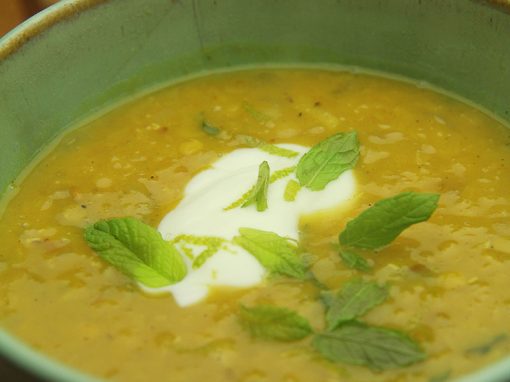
xmin=1 ymin=0 xmax=510 ymax=381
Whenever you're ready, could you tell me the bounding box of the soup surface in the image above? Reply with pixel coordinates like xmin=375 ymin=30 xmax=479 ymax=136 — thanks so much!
xmin=1 ymin=69 xmax=510 ymax=382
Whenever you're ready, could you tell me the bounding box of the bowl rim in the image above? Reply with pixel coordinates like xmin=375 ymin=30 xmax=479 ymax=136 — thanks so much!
xmin=1 ymin=3 xmax=104 ymax=380
xmin=1 ymin=1 xmax=510 ymax=381
xmin=0 ymin=0 xmax=105 ymax=61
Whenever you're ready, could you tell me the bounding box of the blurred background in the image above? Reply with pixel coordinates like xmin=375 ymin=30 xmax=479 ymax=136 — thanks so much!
xmin=0 ymin=0 xmax=58 ymax=36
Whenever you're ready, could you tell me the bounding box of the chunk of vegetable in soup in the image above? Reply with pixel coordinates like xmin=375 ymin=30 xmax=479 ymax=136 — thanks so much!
xmin=1 ymin=69 xmax=510 ymax=382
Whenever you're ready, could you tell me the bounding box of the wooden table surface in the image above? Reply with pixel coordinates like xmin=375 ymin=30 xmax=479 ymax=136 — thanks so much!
xmin=0 ymin=0 xmax=58 ymax=36
xmin=0 ymin=1 xmax=28 ymax=36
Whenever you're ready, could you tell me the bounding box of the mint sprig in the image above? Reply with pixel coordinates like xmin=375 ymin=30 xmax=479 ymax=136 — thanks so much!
xmin=296 ymin=131 xmax=359 ymax=191
xmin=234 ymin=227 xmax=307 ymax=279
xmin=339 ymin=250 xmax=372 ymax=272
xmin=239 ymin=304 xmax=312 ymax=341
xmin=84 ymin=217 xmax=187 ymax=288
xmin=225 ymin=166 xmax=295 ymax=211
xmin=321 ymin=279 xmax=388 ymax=330
xmin=339 ymin=192 xmax=440 ymax=250
xmin=312 ymin=321 xmax=426 ymax=370
xmin=242 ymin=161 xmax=270 ymax=212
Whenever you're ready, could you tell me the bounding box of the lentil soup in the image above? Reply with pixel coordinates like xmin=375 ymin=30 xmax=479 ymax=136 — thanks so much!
xmin=1 ymin=69 xmax=510 ymax=382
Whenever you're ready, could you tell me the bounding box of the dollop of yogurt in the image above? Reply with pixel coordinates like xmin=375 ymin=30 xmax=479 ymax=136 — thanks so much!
xmin=148 ymin=144 xmax=356 ymax=307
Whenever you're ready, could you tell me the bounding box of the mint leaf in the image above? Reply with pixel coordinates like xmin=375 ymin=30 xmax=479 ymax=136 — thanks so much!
xmin=239 ymin=305 xmax=312 ymax=341
xmin=321 ymin=279 xmax=388 ymax=330
xmin=201 ymin=120 xmax=220 ymax=136
xmin=312 ymin=321 xmax=426 ymax=370
xmin=234 ymin=227 xmax=307 ymax=279
xmin=242 ymin=161 xmax=270 ymax=212
xmin=339 ymin=250 xmax=372 ymax=272
xmin=339 ymin=192 xmax=440 ymax=250
xmin=296 ymin=132 xmax=359 ymax=191
xmin=84 ymin=217 xmax=187 ymax=288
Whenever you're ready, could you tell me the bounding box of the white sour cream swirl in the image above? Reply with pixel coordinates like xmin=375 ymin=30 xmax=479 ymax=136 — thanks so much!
xmin=147 ymin=144 xmax=355 ymax=307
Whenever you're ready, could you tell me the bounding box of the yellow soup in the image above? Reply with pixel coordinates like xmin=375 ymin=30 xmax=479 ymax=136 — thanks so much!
xmin=1 ymin=69 xmax=510 ymax=382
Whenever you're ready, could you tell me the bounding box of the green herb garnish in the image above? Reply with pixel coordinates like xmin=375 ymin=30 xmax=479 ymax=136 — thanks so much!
xmin=199 ymin=117 xmax=299 ymax=159
xmin=296 ymin=132 xmax=359 ymax=191
xmin=312 ymin=321 xmax=426 ymax=370
xmin=84 ymin=217 xmax=187 ymax=288
xmin=234 ymin=227 xmax=307 ymax=279
xmin=224 ymin=187 xmax=254 ymax=211
xmin=284 ymin=179 xmax=301 ymax=202
xmin=259 ymin=144 xmax=299 ymax=158
xmin=243 ymin=102 xmax=271 ymax=123
xmin=339 ymin=192 xmax=440 ymax=250
xmin=172 ymin=234 xmax=227 ymax=269
xmin=242 ymin=161 xmax=270 ymax=212
xmin=466 ymin=334 xmax=508 ymax=356
xmin=321 ymin=279 xmax=388 ymax=330
xmin=239 ymin=304 xmax=312 ymax=341
xmin=269 ymin=166 xmax=296 ymax=182
xmin=201 ymin=120 xmax=221 ymax=136
xmin=339 ymin=250 xmax=372 ymax=272
xmin=226 ymin=166 xmax=296 ymax=211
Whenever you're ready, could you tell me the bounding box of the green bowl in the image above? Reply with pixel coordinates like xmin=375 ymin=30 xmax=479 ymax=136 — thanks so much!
xmin=1 ymin=0 xmax=510 ymax=380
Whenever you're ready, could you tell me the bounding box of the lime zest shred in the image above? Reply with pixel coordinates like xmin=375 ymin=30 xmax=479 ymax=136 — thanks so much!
xmin=224 ymin=185 xmax=256 ymax=211
xmin=172 ymin=234 xmax=228 ymax=269
xmin=270 ymin=166 xmax=296 ymax=183
xmin=284 ymin=179 xmax=301 ymax=202
xmin=225 ymin=166 xmax=297 ymax=211
xmin=179 ymin=243 xmax=195 ymax=260
xmin=259 ymin=144 xmax=299 ymax=158
xmin=237 ymin=134 xmax=299 ymax=158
